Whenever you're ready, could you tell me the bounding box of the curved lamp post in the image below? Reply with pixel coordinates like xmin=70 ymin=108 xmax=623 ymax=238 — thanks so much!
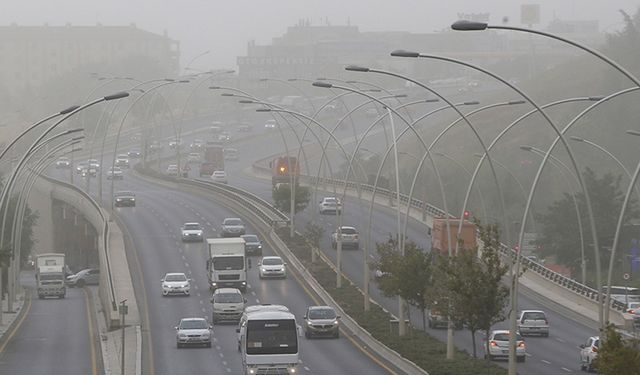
xmin=390 ymin=49 xmax=607 ymax=367
xmin=520 ymin=145 xmax=587 ymax=284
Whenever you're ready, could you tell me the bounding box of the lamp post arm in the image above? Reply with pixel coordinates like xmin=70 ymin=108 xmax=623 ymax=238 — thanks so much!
xmin=487 ymin=25 xmax=640 ymax=88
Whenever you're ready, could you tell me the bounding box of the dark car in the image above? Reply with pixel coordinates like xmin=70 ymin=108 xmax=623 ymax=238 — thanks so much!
xmin=240 ymin=234 xmax=262 ymax=256
xmin=128 ymin=148 xmax=142 ymax=158
xmin=114 ymin=191 xmax=136 ymax=207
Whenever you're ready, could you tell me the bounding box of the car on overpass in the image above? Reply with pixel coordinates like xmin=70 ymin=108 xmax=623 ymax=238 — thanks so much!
xmin=55 ymin=157 xmax=71 ymax=169
xmin=106 ymin=166 xmax=124 ymax=180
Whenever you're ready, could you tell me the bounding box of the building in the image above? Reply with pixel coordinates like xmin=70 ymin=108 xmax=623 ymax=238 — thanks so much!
xmin=0 ymin=23 xmax=180 ymax=91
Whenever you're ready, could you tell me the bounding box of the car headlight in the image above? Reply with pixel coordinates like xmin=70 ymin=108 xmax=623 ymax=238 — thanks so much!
xmin=202 ymin=332 xmax=211 ymax=338
xmin=333 ymin=320 xmax=339 ymax=325
xmin=257 ymin=245 xmax=262 ymax=249
xmin=179 ymin=333 xmax=188 ymax=338
xmin=288 ymin=367 xmax=296 ymax=374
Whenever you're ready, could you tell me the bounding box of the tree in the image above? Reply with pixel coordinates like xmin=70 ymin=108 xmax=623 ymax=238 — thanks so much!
xmin=303 ymin=221 xmax=323 ymax=263
xmin=373 ymin=236 xmax=433 ymax=329
xmin=535 ymin=167 xmax=640 ymax=275
xmin=593 ymin=323 xmax=640 ymax=375
xmin=432 ymin=222 xmax=510 ymax=359
xmin=272 ymin=183 xmax=310 ymax=213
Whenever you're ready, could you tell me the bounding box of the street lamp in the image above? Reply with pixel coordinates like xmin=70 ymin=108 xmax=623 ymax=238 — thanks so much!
xmin=520 ymin=145 xmax=587 ymax=284
xmin=389 ymin=50 xmax=607 ymax=366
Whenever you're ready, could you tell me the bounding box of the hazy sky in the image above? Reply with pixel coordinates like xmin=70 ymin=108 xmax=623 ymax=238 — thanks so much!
xmin=1 ymin=0 xmax=639 ymax=70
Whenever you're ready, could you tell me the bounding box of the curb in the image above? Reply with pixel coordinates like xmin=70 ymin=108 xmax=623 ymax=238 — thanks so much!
xmin=0 ymin=289 xmax=29 ymax=353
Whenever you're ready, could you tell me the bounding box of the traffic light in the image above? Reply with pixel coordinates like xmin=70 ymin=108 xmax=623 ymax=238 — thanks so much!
xmin=463 ymin=210 xmax=471 ymax=220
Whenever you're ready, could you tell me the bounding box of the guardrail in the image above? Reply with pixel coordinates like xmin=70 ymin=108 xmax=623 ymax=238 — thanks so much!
xmin=39 ymin=174 xmax=118 ymax=311
xmin=253 ymin=160 xmax=629 ymax=314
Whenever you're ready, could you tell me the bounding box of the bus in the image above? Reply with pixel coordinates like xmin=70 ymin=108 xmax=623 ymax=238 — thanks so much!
xmin=602 ymin=286 xmax=640 ymax=305
xmin=240 ymin=309 xmax=299 ymax=375
xmin=270 ymin=156 xmax=299 ymax=185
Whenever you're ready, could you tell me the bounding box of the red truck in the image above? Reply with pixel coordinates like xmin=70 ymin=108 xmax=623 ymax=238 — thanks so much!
xmin=431 ymin=218 xmax=477 ymax=255
xmin=200 ymin=142 xmax=224 ymax=177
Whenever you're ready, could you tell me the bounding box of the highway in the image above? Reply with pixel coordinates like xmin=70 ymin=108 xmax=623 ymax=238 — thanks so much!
xmin=0 ymin=102 xmax=599 ymax=374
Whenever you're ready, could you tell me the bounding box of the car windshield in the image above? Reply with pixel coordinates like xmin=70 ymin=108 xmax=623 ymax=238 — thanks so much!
xmin=522 ymin=312 xmax=546 ymax=320
xmin=213 ymin=172 xmax=226 ymax=176
xmin=308 ymin=308 xmax=336 ymax=320
xmin=262 ymin=258 xmax=283 ymax=266
xmin=493 ymin=333 xmax=522 ymax=341
xmin=214 ymin=293 xmax=243 ymax=303
xmin=340 ymin=228 xmax=357 ymax=235
xmin=115 ymin=192 xmax=134 ymax=197
xmin=324 ymin=198 xmax=338 ymax=204
xmin=183 ymin=224 xmax=202 ymax=230
xmin=242 ymin=235 xmax=258 ymax=242
xmin=180 ymin=319 xmax=207 ymax=329
xmin=224 ymin=219 xmax=242 ymax=226
xmin=165 ymin=274 xmax=187 ymax=282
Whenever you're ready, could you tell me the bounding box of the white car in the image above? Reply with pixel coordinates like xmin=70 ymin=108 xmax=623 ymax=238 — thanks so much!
xmin=211 ymin=288 xmax=246 ymax=324
xmin=66 ymin=268 xmax=100 ymax=287
xmin=331 ymin=226 xmax=359 ymax=249
xmin=211 ymin=170 xmax=228 ymax=184
xmin=579 ymin=336 xmax=599 ymax=372
xmin=517 ymin=310 xmax=549 ymax=337
xmin=168 ymin=139 xmax=182 ymax=149
xmin=161 ymin=272 xmax=191 ymax=296
xmin=181 ymin=222 xmax=204 ymax=242
xmin=115 ymin=154 xmax=130 ymax=168
xmin=258 ymin=256 xmax=287 ymax=279
xmin=264 ymin=119 xmax=276 ymax=129
xmin=484 ymin=330 xmax=526 ymax=362
xmin=55 ymin=157 xmax=71 ymax=169
xmin=106 ymin=167 xmax=124 ymax=180
xmin=175 ymin=317 xmax=212 ymax=348
xmin=319 ymin=197 xmax=342 ymax=214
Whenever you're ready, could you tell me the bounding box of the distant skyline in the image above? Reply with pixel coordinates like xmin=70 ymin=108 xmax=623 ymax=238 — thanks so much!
xmin=1 ymin=0 xmax=638 ymax=70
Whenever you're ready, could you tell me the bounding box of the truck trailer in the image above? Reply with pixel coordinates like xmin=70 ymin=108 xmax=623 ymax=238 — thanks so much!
xmin=35 ymin=253 xmax=66 ymax=299
xmin=206 ymin=237 xmax=246 ymax=291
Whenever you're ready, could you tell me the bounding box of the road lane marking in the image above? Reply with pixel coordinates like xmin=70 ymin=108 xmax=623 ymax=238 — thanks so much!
xmin=0 ymin=290 xmax=31 ymax=354
xmin=561 ymin=367 xmax=572 ymax=372
xmin=541 ymin=359 xmax=551 ymax=364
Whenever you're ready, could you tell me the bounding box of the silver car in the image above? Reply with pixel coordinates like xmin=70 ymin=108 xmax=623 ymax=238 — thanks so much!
xmin=211 ymin=288 xmax=246 ymax=324
xmin=175 ymin=317 xmax=212 ymax=348
xmin=303 ymin=306 xmax=340 ymax=338
xmin=517 ymin=310 xmax=549 ymax=337
xmin=220 ymin=218 xmax=245 ymax=237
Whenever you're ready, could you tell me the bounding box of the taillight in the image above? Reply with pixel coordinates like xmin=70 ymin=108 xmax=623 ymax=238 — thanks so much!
xmin=592 ymin=347 xmax=598 ymax=353
xmin=490 ymin=340 xmax=497 ymax=347
xmin=354 ymin=235 xmax=359 ymax=239
xmin=518 ymin=341 xmax=526 ymax=348
xmin=544 ymin=319 xmax=548 ymax=325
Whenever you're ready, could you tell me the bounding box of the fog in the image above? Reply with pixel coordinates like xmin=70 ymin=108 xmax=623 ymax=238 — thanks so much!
xmin=1 ymin=0 xmax=638 ymax=68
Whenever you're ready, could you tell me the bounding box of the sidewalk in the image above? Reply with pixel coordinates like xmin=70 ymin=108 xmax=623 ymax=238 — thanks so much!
xmin=0 ymin=287 xmax=27 ymax=349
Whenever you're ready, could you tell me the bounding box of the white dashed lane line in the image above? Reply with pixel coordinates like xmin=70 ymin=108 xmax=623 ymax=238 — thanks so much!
xmin=561 ymin=367 xmax=573 ymax=372
xmin=541 ymin=359 xmax=551 ymax=365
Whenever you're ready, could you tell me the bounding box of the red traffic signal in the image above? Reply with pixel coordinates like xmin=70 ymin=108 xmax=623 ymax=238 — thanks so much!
xmin=463 ymin=210 xmax=471 ymax=219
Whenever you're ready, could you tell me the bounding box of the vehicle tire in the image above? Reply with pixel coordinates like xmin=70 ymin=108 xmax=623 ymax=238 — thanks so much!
xmin=60 ymin=293 xmax=66 ymax=299
xmin=334 ymin=330 xmax=340 ymax=339
xmin=38 ymin=294 xmax=44 ymax=299
xmin=206 ymin=342 xmax=212 ymax=348
xmin=428 ymin=319 xmax=433 ymax=328
xmin=305 ymin=331 xmax=310 ymax=339
xmin=76 ymin=279 xmax=85 ymax=288
xmin=542 ymin=332 xmax=549 ymax=337
xmin=331 ymin=242 xmax=336 ymax=249
xmin=517 ymin=356 xmax=525 ymax=363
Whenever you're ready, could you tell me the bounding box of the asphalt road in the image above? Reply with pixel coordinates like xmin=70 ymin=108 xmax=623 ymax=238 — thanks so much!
xmin=0 ymin=273 xmax=101 ymax=375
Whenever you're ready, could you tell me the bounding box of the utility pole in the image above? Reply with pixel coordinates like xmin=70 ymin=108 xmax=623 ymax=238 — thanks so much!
xmin=120 ymin=299 xmax=128 ymax=375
